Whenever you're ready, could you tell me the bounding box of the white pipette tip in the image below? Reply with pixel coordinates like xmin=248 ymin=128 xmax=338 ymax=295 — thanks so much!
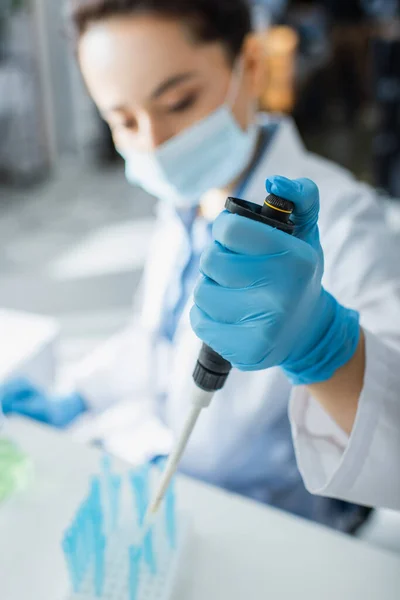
xmin=141 ymin=389 xmax=211 ymax=539
xmin=139 ymin=384 xmax=214 ymax=547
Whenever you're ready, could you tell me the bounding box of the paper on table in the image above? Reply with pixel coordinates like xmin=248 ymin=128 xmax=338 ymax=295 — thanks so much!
xmin=69 ymin=399 xmax=173 ymax=466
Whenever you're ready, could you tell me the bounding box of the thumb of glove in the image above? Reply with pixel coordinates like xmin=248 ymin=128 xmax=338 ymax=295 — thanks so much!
xmin=266 ymin=176 xmax=320 ymax=247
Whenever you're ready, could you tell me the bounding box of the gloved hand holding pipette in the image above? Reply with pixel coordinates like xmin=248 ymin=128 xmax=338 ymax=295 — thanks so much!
xmin=0 ymin=378 xmax=86 ymax=428
xmin=144 ymin=175 xmax=363 ymax=518
xmin=190 ymin=176 xmax=361 ymax=385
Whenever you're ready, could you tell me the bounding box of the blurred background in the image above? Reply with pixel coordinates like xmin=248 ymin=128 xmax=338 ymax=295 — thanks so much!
xmin=2 ymin=0 xmax=400 ymax=363
xmin=1 ymin=0 xmax=400 ymax=551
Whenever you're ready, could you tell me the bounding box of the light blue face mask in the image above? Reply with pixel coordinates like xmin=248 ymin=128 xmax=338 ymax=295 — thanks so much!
xmin=122 ymin=61 xmax=259 ymax=208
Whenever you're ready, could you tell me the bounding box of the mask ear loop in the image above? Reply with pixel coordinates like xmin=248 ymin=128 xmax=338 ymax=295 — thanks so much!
xmin=226 ymin=57 xmax=258 ymax=132
xmin=225 ymin=56 xmax=245 ymax=109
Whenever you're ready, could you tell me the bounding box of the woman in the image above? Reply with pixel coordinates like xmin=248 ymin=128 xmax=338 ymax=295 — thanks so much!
xmin=1 ymin=0 xmax=375 ymax=529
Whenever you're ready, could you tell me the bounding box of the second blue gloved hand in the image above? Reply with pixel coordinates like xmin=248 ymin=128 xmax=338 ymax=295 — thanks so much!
xmin=190 ymin=176 xmax=360 ymax=385
xmin=0 ymin=378 xmax=86 ymax=427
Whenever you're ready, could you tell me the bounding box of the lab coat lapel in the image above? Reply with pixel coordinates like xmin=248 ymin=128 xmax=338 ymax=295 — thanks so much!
xmin=140 ymin=203 xmax=190 ymax=333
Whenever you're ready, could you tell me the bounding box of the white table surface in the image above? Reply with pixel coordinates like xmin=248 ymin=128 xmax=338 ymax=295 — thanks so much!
xmin=1 ymin=417 xmax=400 ymax=600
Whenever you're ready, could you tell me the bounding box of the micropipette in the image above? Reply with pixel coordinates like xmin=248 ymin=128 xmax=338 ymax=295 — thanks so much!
xmin=144 ymin=193 xmax=295 ymax=524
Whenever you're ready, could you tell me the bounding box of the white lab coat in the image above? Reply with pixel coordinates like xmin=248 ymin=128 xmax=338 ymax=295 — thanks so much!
xmin=66 ymin=117 xmax=400 ymax=511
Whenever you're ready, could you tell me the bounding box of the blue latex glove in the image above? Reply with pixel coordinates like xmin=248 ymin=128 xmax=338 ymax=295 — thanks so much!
xmin=0 ymin=378 xmax=86 ymax=427
xmin=190 ymin=176 xmax=360 ymax=385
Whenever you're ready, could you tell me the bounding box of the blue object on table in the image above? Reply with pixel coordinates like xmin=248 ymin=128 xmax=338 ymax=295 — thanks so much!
xmin=165 ymin=485 xmax=176 ymax=550
xmin=0 ymin=377 xmax=86 ymax=427
xmin=90 ymin=476 xmax=102 ymax=504
xmin=80 ymin=503 xmax=93 ymax=574
xmin=62 ymin=460 xmax=183 ymax=600
xmin=130 ymin=467 xmax=150 ymax=526
xmin=101 ymin=454 xmax=112 ymax=477
xmin=74 ymin=520 xmax=85 ymax=584
xmin=85 ymin=500 xmax=96 ymax=556
xmin=70 ymin=508 xmax=91 ymax=588
xmin=62 ymin=533 xmax=80 ymax=593
xmin=101 ymin=455 xmax=112 ymax=518
xmin=101 ymin=455 xmax=122 ymax=531
xmin=94 ymin=533 xmax=106 ymax=597
xmin=68 ymin=521 xmax=85 ymax=587
xmin=129 ymin=545 xmax=143 ymax=600
xmin=62 ymin=475 xmax=109 ymax=595
xmin=143 ymin=529 xmax=157 ymax=575
xmin=89 ymin=477 xmax=107 ymax=596
xmin=110 ymin=474 xmax=122 ymax=530
xmin=101 ymin=454 xmax=112 ymax=502
xmin=89 ymin=477 xmax=104 ymax=533
xmin=77 ymin=509 xmax=86 ymax=578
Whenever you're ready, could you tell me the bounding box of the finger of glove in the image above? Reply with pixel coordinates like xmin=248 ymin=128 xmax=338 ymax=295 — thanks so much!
xmin=0 ymin=383 xmax=40 ymax=413
xmin=5 ymin=397 xmax=48 ymax=423
xmin=212 ymin=210 xmax=306 ymax=256
xmin=200 ymin=240 xmax=287 ymax=289
xmin=194 ymin=275 xmax=281 ymax=324
xmin=190 ymin=305 xmax=272 ymax=370
xmin=0 ymin=377 xmax=38 ymax=401
xmin=47 ymin=396 xmax=81 ymax=428
xmin=266 ymin=176 xmax=320 ymax=244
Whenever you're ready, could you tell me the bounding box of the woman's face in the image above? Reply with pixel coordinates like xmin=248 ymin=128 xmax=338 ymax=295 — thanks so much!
xmin=78 ymin=15 xmax=262 ymax=154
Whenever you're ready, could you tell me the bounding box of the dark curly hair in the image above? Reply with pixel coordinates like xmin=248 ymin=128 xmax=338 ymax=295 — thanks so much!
xmin=67 ymin=0 xmax=252 ymax=61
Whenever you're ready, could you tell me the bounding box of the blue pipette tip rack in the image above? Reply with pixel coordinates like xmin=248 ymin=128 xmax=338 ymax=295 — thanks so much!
xmin=62 ymin=455 xmax=187 ymax=600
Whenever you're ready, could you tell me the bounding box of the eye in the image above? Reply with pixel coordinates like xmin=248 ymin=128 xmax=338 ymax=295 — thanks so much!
xmin=120 ymin=116 xmax=137 ymax=130
xmin=109 ymin=116 xmax=137 ymax=132
xmin=168 ymin=94 xmax=197 ymax=114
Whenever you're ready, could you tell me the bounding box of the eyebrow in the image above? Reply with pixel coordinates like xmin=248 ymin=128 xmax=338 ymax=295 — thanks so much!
xmin=150 ymin=71 xmax=198 ymax=100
